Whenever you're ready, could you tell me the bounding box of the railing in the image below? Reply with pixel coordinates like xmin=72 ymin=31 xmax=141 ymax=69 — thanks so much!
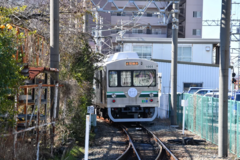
xmin=111 ymin=29 xmax=167 ymax=35
xmin=175 ymin=93 xmax=240 ymax=158
xmin=111 ymin=12 xmax=160 ymax=18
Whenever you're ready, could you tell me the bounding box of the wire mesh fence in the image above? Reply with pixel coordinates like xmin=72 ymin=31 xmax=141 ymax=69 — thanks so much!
xmin=175 ymin=93 xmax=240 ymax=157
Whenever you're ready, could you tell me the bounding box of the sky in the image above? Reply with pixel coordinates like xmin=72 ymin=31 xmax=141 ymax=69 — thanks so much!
xmin=202 ymin=0 xmax=240 ymax=69
xmin=203 ymin=0 xmax=240 ymax=39
xmin=202 ymin=0 xmax=221 ymax=39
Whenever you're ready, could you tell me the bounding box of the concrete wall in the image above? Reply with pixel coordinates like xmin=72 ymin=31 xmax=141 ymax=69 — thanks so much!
xmin=158 ymin=62 xmax=231 ymax=93
xmin=185 ymin=0 xmax=203 ymax=38
xmin=123 ymin=43 xmax=213 ymax=64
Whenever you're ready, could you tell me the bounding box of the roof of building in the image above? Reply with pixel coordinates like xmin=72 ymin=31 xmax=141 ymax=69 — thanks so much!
xmin=21 ymin=66 xmax=59 ymax=80
xmin=111 ymin=52 xmax=139 ymax=61
xmin=152 ymin=59 xmax=233 ymax=69
xmin=116 ymin=37 xmax=220 ymax=44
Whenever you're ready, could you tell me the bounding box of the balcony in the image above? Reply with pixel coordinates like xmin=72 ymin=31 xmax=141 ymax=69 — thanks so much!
xmin=111 ymin=29 xmax=167 ymax=38
xmin=111 ymin=14 xmax=168 ymax=26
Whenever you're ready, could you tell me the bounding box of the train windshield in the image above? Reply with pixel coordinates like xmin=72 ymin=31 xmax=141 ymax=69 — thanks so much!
xmin=133 ymin=70 xmax=156 ymax=86
xmin=109 ymin=71 xmax=118 ymax=86
xmin=121 ymin=71 xmax=131 ymax=86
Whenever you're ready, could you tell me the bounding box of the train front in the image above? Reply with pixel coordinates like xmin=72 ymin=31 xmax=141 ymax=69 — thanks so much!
xmin=106 ymin=56 xmax=159 ymax=122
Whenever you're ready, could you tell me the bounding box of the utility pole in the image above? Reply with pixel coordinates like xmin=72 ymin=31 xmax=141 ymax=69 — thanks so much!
xmin=99 ymin=16 xmax=103 ymax=53
xmin=50 ymin=0 xmax=59 ymax=154
xmin=50 ymin=0 xmax=59 ymax=117
xmin=94 ymin=11 xmax=99 ymax=52
xmin=83 ymin=0 xmax=87 ymax=33
xmin=218 ymin=0 xmax=231 ymax=158
xmin=50 ymin=0 xmax=59 ymax=70
xmin=170 ymin=1 xmax=179 ymax=125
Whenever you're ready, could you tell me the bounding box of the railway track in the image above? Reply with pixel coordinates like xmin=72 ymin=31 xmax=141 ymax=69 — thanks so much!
xmin=116 ymin=124 xmax=178 ymax=160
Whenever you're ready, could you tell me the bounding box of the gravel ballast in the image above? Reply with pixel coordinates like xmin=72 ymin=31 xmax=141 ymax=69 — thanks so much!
xmin=143 ymin=118 xmax=237 ymax=160
xmin=84 ymin=119 xmax=127 ymax=160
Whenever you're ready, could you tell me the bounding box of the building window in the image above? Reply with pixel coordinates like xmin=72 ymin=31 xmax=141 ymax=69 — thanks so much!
xmin=192 ymin=29 xmax=201 ymax=36
xmin=146 ymin=29 xmax=152 ymax=34
xmin=183 ymin=83 xmax=203 ymax=92
xmin=178 ymin=46 xmax=192 ymax=62
xmin=147 ymin=13 xmax=152 ymax=17
xmin=133 ymin=46 xmax=152 ymax=60
xmin=132 ymin=28 xmax=143 ymax=34
xmin=117 ymin=12 xmax=125 ymax=16
xmin=193 ymin=11 xmax=202 ymax=18
xmin=114 ymin=46 xmax=121 ymax=52
xmin=153 ymin=29 xmax=162 ymax=34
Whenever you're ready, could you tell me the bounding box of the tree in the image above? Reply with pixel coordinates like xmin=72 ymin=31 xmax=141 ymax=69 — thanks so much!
xmin=0 ymin=1 xmax=105 ymax=158
xmin=58 ymin=34 xmax=103 ymax=143
xmin=0 ymin=7 xmax=25 ymax=132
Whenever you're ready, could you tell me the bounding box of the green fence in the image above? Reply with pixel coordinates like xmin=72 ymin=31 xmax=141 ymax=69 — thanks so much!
xmin=175 ymin=93 xmax=240 ymax=157
xmin=168 ymin=94 xmax=183 ymax=127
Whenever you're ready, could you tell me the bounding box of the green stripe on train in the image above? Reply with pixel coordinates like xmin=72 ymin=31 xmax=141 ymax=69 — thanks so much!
xmin=139 ymin=91 xmax=158 ymax=97
xmin=107 ymin=95 xmax=126 ymax=98
xmin=107 ymin=92 xmax=126 ymax=98
xmin=107 ymin=92 xmax=125 ymax=94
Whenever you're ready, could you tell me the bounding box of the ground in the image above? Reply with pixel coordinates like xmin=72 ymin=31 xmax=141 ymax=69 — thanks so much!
xmin=81 ymin=119 xmax=127 ymax=160
xmin=83 ymin=118 xmax=238 ymax=160
xmin=144 ymin=118 xmax=237 ymax=160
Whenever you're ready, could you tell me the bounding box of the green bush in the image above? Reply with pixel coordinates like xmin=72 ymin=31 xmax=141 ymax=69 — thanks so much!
xmin=0 ymin=9 xmax=25 ymax=132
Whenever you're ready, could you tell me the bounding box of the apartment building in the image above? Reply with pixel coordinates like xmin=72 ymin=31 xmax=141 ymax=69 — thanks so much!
xmin=110 ymin=0 xmax=203 ymax=40
xmin=88 ymin=0 xmax=203 ymax=53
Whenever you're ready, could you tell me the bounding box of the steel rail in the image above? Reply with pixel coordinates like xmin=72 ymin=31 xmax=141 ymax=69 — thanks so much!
xmin=116 ymin=140 xmax=131 ymax=160
xmin=141 ymin=125 xmax=178 ymax=160
xmin=96 ymin=117 xmax=169 ymax=160
xmin=119 ymin=125 xmax=141 ymax=160
xmin=118 ymin=124 xmax=164 ymax=160
xmin=138 ymin=125 xmax=162 ymax=160
xmin=154 ymin=134 xmax=163 ymax=160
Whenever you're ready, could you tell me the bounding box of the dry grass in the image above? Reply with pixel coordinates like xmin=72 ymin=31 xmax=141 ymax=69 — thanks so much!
xmin=0 ymin=135 xmax=36 ymax=160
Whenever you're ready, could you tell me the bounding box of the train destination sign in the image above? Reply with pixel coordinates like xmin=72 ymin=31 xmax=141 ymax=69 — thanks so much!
xmin=126 ymin=62 xmax=139 ymax=66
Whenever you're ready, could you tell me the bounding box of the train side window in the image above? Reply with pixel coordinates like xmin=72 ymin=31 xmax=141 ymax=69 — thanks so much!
xmin=109 ymin=71 xmax=118 ymax=87
xmin=121 ymin=71 xmax=131 ymax=86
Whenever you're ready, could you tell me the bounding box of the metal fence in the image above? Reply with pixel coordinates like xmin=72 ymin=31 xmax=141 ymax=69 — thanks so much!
xmin=158 ymin=94 xmax=170 ymax=119
xmin=176 ymin=93 xmax=240 ymax=157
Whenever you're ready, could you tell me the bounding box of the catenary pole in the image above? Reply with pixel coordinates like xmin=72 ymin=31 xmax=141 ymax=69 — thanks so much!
xmin=219 ymin=0 xmax=231 ymax=158
xmin=50 ymin=0 xmax=59 ymax=118
xmin=50 ymin=0 xmax=59 ymax=154
xmin=50 ymin=0 xmax=59 ymax=70
xmin=170 ymin=1 xmax=179 ymax=125
xmin=83 ymin=0 xmax=87 ymax=33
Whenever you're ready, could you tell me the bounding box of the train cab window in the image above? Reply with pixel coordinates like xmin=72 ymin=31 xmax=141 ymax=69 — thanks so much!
xmin=121 ymin=71 xmax=131 ymax=86
xmin=109 ymin=71 xmax=118 ymax=87
xmin=133 ymin=70 xmax=156 ymax=86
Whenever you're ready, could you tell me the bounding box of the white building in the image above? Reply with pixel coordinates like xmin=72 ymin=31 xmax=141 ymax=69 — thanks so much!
xmin=116 ymin=37 xmax=232 ymax=92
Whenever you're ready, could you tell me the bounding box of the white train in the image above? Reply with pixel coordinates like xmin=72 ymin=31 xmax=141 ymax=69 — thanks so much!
xmin=93 ymin=52 xmax=159 ymax=122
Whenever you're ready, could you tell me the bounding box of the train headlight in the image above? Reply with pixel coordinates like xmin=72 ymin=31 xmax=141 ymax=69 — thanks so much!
xmin=149 ymin=93 xmax=154 ymax=97
xmin=112 ymin=93 xmax=116 ymax=98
